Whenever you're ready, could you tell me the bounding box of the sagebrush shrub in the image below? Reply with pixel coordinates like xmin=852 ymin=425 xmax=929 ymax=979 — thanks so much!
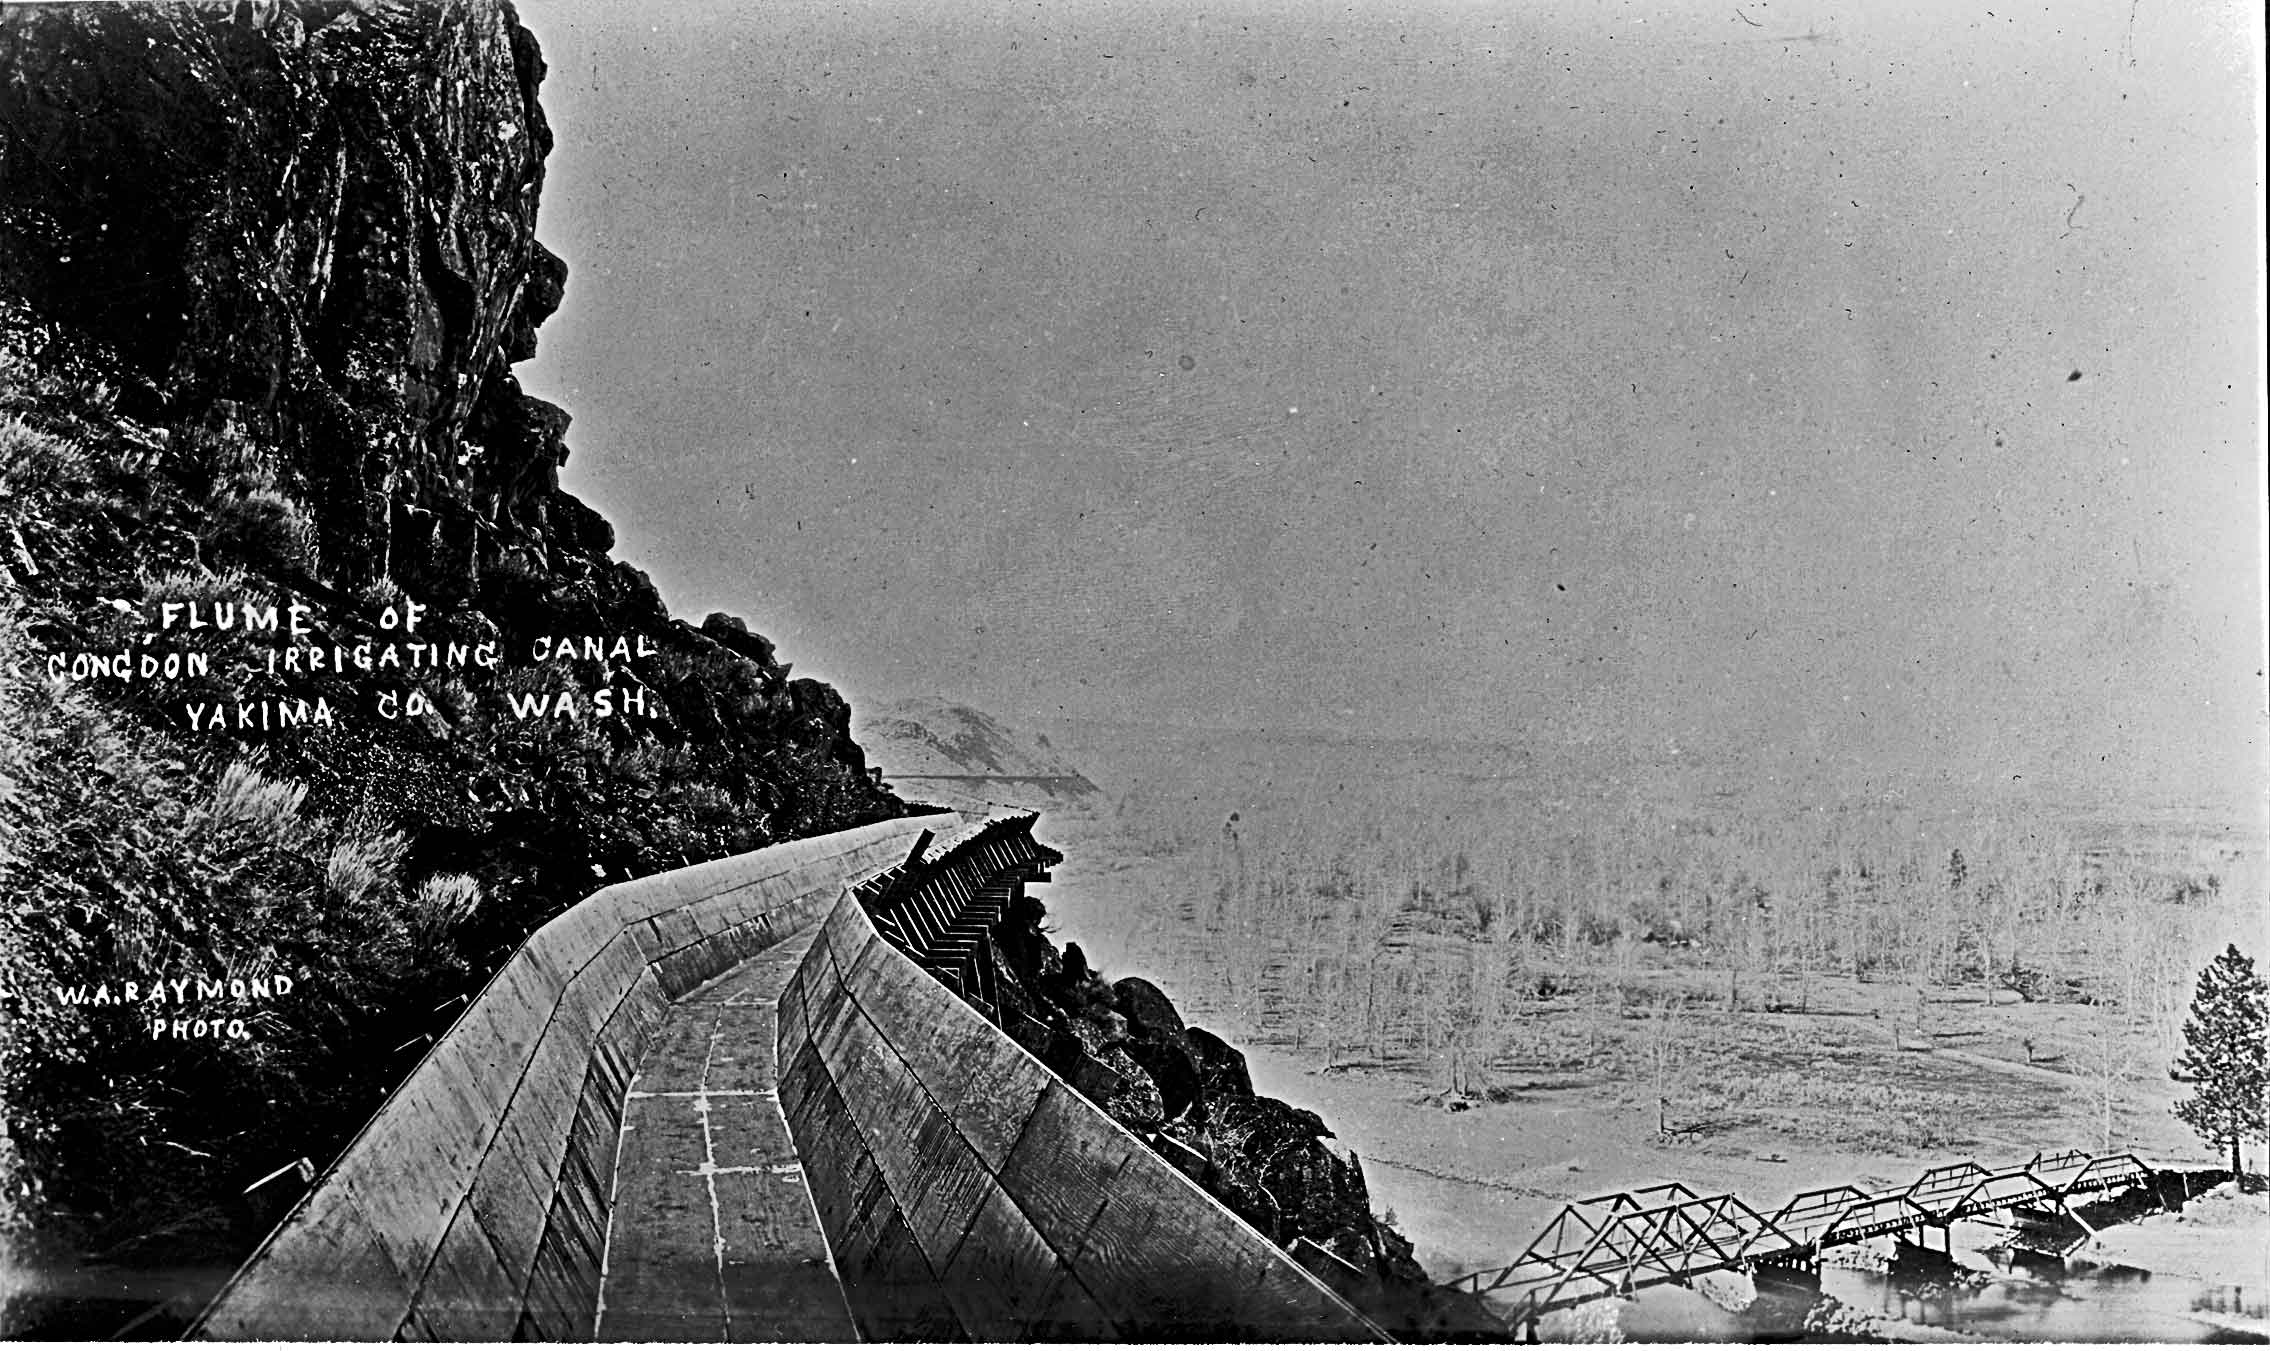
xmin=203 ymin=488 xmax=319 ymax=577
xmin=0 ymin=415 xmax=89 ymax=505
xmin=0 ymin=599 xmax=470 ymax=1256
xmin=410 ymin=874 xmax=484 ymax=948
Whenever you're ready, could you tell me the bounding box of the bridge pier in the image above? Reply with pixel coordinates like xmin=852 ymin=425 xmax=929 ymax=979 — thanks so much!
xmin=2005 ymin=1200 xmax=2093 ymax=1258
xmin=1493 ymin=1302 xmax=1541 ymax=1345
xmin=1892 ymin=1223 xmax=1958 ymax=1276
xmin=1750 ymin=1255 xmax=1821 ymax=1299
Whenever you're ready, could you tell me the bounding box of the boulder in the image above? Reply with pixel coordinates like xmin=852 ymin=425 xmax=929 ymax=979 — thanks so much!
xmin=1184 ymin=1024 xmax=1255 ymax=1100
xmin=1124 ymin=1033 xmax=1201 ymax=1121
xmin=1114 ymin=975 xmax=1186 ymax=1040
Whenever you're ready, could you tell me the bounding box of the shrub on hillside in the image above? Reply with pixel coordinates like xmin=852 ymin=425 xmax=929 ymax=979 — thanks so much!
xmin=0 ymin=414 xmax=90 ymax=506
xmin=0 ymin=599 xmax=472 ymax=1265
xmin=202 ymin=487 xmax=320 ymax=579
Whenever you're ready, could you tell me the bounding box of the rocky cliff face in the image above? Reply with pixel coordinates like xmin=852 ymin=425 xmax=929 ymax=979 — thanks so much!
xmin=3 ymin=0 xmax=564 ymax=587
xmin=0 ymin=3 xmax=904 ymax=1328
xmin=0 ymin=0 xmax=901 ymax=876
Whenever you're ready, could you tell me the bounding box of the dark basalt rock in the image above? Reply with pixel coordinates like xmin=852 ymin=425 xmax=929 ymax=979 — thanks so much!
xmin=1185 ymin=1024 xmax=1256 ymax=1101
xmin=546 ymin=487 xmax=615 ymax=559
xmin=467 ymin=369 xmax=572 ymax=532
xmin=1 ymin=0 xmax=562 ymax=588
xmin=1124 ymin=1032 xmax=1201 ymax=1121
xmin=1115 ymin=975 xmax=1186 ymax=1040
xmin=503 ymin=240 xmax=567 ymax=363
xmin=701 ymin=612 xmax=783 ymax=676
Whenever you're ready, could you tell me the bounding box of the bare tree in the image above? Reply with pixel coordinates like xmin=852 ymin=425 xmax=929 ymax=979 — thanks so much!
xmin=2073 ymin=1015 xmax=2139 ymax=1153
xmin=1646 ymin=994 xmax=1685 ymax=1136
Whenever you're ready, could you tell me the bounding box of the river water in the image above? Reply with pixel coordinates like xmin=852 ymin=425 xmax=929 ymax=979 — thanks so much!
xmin=1607 ymin=1240 xmax=2267 ymax=1343
xmin=1826 ymin=1252 xmax=2267 ymax=1344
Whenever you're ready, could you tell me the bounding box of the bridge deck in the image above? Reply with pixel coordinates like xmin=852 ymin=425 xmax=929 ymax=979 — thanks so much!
xmin=596 ymin=929 xmax=854 ymax=1342
xmin=1456 ymin=1148 xmax=2159 ymax=1329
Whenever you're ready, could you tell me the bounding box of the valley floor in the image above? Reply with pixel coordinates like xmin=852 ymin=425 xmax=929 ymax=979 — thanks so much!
xmin=1029 ymin=803 xmax=2268 ymax=1341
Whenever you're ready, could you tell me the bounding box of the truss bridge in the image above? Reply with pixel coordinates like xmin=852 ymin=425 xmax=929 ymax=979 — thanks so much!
xmin=1454 ymin=1148 xmax=2160 ymax=1337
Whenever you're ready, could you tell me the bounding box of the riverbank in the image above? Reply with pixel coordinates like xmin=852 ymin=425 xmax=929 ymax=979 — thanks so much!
xmin=2086 ymin=1180 xmax=2270 ymax=1290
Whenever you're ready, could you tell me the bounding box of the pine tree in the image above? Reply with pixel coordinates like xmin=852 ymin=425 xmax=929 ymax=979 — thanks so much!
xmin=2172 ymin=944 xmax=2268 ymax=1179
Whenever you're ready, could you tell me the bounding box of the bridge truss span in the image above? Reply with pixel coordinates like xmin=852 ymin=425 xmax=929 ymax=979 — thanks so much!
xmin=1453 ymin=1148 xmax=2158 ymax=1335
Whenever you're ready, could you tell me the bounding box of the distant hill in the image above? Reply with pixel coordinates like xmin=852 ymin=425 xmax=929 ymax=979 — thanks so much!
xmin=861 ymin=698 xmax=1100 ymax=805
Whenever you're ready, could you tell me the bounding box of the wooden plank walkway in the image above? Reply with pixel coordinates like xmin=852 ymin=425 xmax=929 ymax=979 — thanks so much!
xmin=595 ymin=928 xmax=854 ymax=1342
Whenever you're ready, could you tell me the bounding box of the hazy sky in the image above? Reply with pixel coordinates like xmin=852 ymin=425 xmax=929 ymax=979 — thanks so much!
xmin=516 ymin=0 xmax=2262 ymax=806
